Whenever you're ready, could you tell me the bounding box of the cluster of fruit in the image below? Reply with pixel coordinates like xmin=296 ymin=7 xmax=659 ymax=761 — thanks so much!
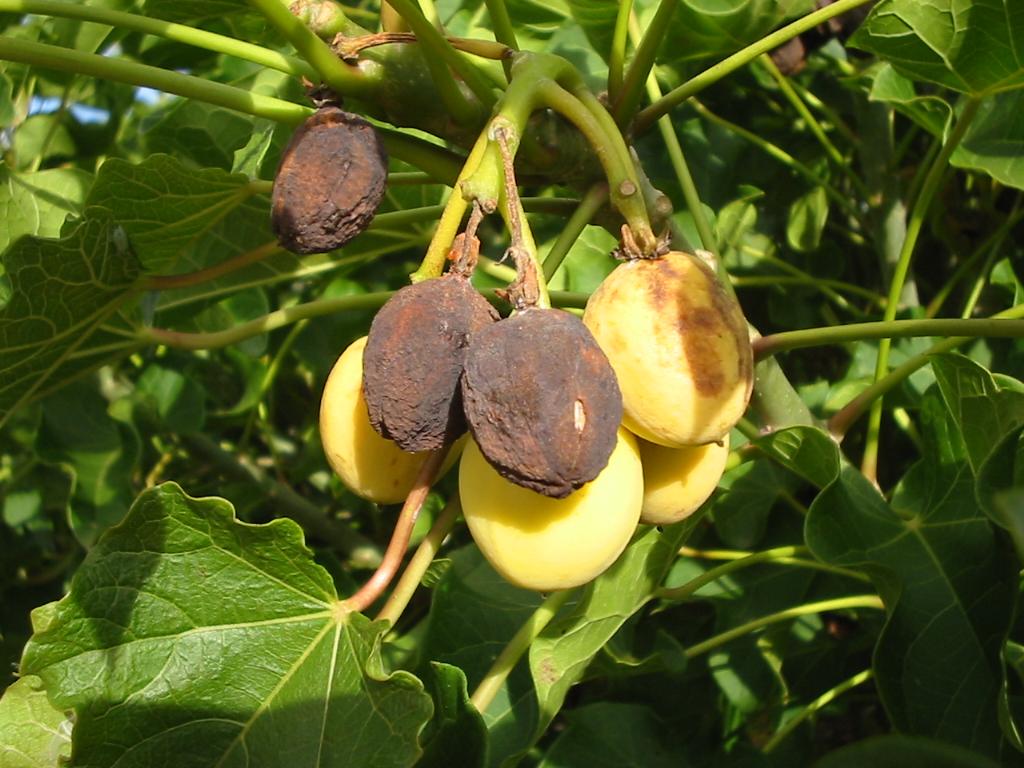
xmin=319 ymin=246 xmax=754 ymax=593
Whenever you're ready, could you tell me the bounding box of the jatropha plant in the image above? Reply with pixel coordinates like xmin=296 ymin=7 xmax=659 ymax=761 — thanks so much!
xmin=2 ymin=1 xmax=1024 ymax=766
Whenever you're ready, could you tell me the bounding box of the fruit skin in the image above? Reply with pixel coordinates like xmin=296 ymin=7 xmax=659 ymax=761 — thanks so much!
xmin=320 ymin=336 xmax=435 ymax=504
xmin=362 ymin=276 xmax=499 ymax=452
xmin=583 ymin=250 xmax=753 ymax=448
xmin=638 ymin=433 xmax=729 ymax=525
xmin=459 ymin=429 xmax=643 ymax=592
xmin=461 ymin=307 xmax=623 ymax=498
xmin=271 ymin=106 xmax=388 ymax=254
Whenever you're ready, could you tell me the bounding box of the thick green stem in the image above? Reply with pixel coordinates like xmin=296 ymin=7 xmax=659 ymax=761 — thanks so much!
xmin=753 ymin=318 xmax=1024 ymax=361
xmin=607 ymin=0 xmax=633 ymax=102
xmin=376 ymin=497 xmax=461 ymax=626
xmin=613 ymin=0 xmax=677 ymax=126
xmin=684 ymin=595 xmax=884 ymax=660
xmin=470 ymin=589 xmax=574 ymax=713
xmin=635 ymin=0 xmax=877 ymax=133
xmin=246 ymin=0 xmax=374 ymax=96
xmin=483 ymin=0 xmax=517 ymax=80
xmin=861 ymin=97 xmax=982 ymax=482
xmin=762 ymin=669 xmax=874 ymax=752
xmin=0 ymin=37 xmax=311 ymax=124
xmin=0 ymin=0 xmax=316 ymax=78
xmin=538 ymin=79 xmax=654 ymax=253
xmin=542 ymin=184 xmax=609 ymax=281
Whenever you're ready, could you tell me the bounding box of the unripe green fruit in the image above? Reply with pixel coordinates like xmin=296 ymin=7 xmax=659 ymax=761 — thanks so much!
xmin=320 ymin=336 xmax=435 ymax=503
xmin=583 ymin=251 xmax=753 ymax=448
xmin=638 ymin=433 xmax=729 ymax=525
xmin=459 ymin=429 xmax=643 ymax=591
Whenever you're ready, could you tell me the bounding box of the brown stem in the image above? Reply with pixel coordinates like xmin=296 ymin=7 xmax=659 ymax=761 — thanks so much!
xmin=494 ymin=126 xmax=539 ymax=309
xmin=334 ymin=31 xmax=511 ymax=61
xmin=343 ymin=445 xmax=448 ymax=613
xmin=144 ymin=241 xmax=281 ymax=291
xmin=448 ymin=200 xmax=489 ymax=277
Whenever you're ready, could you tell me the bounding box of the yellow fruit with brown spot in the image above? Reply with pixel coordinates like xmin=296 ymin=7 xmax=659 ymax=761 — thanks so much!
xmin=638 ymin=433 xmax=729 ymax=525
xmin=583 ymin=251 xmax=753 ymax=448
xmin=459 ymin=429 xmax=643 ymax=591
xmin=320 ymin=337 xmax=444 ymax=503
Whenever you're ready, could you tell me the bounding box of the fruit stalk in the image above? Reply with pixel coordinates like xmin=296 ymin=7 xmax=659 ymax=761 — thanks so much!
xmin=343 ymin=446 xmax=449 ymax=613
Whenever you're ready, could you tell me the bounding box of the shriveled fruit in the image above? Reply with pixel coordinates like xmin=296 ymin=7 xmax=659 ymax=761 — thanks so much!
xmin=320 ymin=336 xmax=436 ymax=503
xmin=461 ymin=308 xmax=622 ymax=498
xmin=459 ymin=429 xmax=643 ymax=591
xmin=584 ymin=250 xmax=753 ymax=447
xmin=638 ymin=433 xmax=729 ymax=525
xmin=272 ymin=106 xmax=388 ymax=254
xmin=362 ymin=276 xmax=499 ymax=452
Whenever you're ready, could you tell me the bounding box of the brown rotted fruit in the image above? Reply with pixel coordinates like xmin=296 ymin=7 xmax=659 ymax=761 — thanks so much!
xmin=362 ymin=276 xmax=500 ymax=452
xmin=461 ymin=308 xmax=623 ymax=499
xmin=271 ymin=106 xmax=388 ymax=254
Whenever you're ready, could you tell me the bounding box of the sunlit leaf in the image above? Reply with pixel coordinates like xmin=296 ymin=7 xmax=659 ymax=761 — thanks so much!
xmin=0 ymin=676 xmax=72 ymax=767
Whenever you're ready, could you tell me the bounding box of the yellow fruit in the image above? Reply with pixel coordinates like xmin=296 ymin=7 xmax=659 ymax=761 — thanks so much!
xmin=320 ymin=336 xmax=435 ymax=504
xmin=583 ymin=251 xmax=753 ymax=448
xmin=459 ymin=429 xmax=643 ymax=591
xmin=638 ymin=433 xmax=729 ymax=525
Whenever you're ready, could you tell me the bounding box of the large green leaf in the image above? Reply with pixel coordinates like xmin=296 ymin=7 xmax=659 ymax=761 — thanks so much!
xmin=805 ymin=390 xmax=1018 ymax=758
xmin=19 ymin=482 xmax=433 ymax=767
xmin=816 ymin=734 xmax=1002 ymax=768
xmin=850 ymin=0 xmax=1024 ymax=96
xmin=0 ymin=676 xmax=72 ymax=767
xmin=0 ymin=214 xmax=142 ymax=429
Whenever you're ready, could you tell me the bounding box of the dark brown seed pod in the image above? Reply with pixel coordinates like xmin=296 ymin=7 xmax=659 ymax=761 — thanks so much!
xmin=362 ymin=276 xmax=500 ymax=452
xmin=461 ymin=308 xmax=623 ymax=498
xmin=271 ymin=106 xmax=388 ymax=254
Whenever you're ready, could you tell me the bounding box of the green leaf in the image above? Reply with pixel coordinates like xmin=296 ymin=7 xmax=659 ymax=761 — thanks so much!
xmin=537 ymin=702 xmax=692 ymax=768
xmin=133 ymin=363 xmax=207 ymax=433
xmin=753 ymin=426 xmax=840 ymax=489
xmin=864 ymin=62 xmax=953 ymax=139
xmin=20 ymin=482 xmax=433 ymax=767
xmin=931 ymin=353 xmax=1024 ymax=474
xmin=0 ymin=214 xmax=141 ymax=429
xmin=850 ymin=0 xmax=1024 ymax=96
xmin=12 ymin=113 xmax=76 ymax=172
xmin=0 ymin=166 xmax=92 ymax=253
xmin=712 ymin=458 xmax=788 ymax=548
xmin=786 ymin=187 xmax=828 ymax=253
xmin=144 ymin=98 xmax=267 ymax=171
xmin=565 ymin=0 xmax=618 ymax=64
xmin=0 ymin=676 xmax=72 ymax=767
xmin=418 ymin=663 xmax=488 ymax=768
xmin=816 ymin=734 xmax=1002 ymax=768
xmin=658 ymin=0 xmax=813 ymax=66
xmin=952 ymin=90 xmax=1024 ymax=190
xmin=806 ymin=391 xmax=1018 ymax=757
xmin=486 ymin=523 xmax=698 ymax=766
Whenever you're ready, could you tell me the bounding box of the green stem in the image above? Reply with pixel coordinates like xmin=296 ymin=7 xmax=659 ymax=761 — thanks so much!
xmin=537 ymin=78 xmax=654 ymax=252
xmin=684 ymin=595 xmax=884 ymax=660
xmin=762 ymin=669 xmax=874 ymax=753
xmin=631 ymin=16 xmax=714 ymax=253
xmin=861 ymin=97 xmax=982 ymax=482
xmin=657 ymin=547 xmax=867 ymax=602
xmin=245 ymin=0 xmax=373 ymax=96
xmin=381 ymin=0 xmax=495 ymax=109
xmin=613 ymin=0 xmax=677 ymax=126
xmin=692 ymin=99 xmax=862 ymax=223
xmin=377 ymin=497 xmax=461 ymax=626
xmin=607 ymin=0 xmax=633 ymax=102
xmin=828 ymin=302 xmax=1024 ymax=439
xmin=0 ymin=0 xmax=316 ymax=79
xmin=470 ymin=589 xmax=574 ymax=713
xmin=542 ymin=184 xmax=609 ymax=281
xmin=483 ymin=0 xmax=517 ymax=80
xmin=376 ymin=127 xmax=464 ymax=185
xmin=753 ymin=317 xmax=1024 ymax=361
xmin=733 ymin=276 xmax=877 ymax=315
xmin=676 ymin=546 xmax=871 ymax=582
xmin=142 ymin=288 xmax=592 ymax=351
xmin=634 ymin=0 xmax=877 ymax=133
xmin=0 ymin=37 xmax=311 ymax=125
xmin=758 ymin=53 xmax=870 ymax=202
